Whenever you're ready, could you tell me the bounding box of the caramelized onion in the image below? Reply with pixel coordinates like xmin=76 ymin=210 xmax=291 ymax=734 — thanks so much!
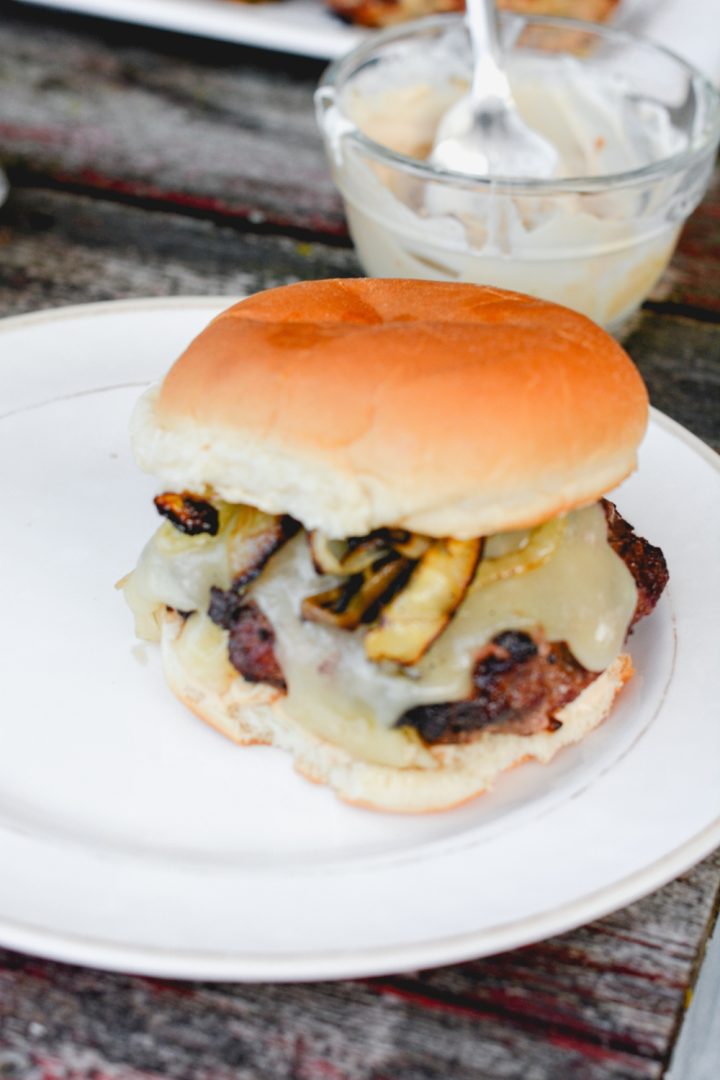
xmin=227 ymin=507 xmax=299 ymax=589
xmin=365 ymin=538 xmax=482 ymax=665
xmin=390 ymin=532 xmax=432 ymax=560
xmin=154 ymin=491 xmax=219 ymax=536
xmin=308 ymin=531 xmax=388 ymax=575
xmin=308 ymin=528 xmax=430 ymax=576
xmin=149 ymin=494 xmax=299 ymax=613
xmin=308 ymin=532 xmax=349 ymax=575
xmin=472 ymin=517 xmax=566 ymax=591
xmin=302 ymin=555 xmax=412 ymax=630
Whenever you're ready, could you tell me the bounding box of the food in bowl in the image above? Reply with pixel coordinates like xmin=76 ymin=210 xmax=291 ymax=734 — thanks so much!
xmin=120 ymin=278 xmax=668 ymax=812
xmin=315 ymin=14 xmax=719 ymax=330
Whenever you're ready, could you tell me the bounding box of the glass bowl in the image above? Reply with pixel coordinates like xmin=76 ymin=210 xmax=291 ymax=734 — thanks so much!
xmin=315 ymin=14 xmax=720 ymax=330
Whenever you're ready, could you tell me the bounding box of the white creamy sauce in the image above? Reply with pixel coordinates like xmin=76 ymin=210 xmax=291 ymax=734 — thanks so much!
xmin=124 ymin=504 xmax=637 ymax=756
xmin=327 ymin=54 xmax=685 ymax=327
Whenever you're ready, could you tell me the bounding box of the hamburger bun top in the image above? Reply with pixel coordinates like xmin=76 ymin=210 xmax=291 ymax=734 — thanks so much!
xmin=132 ymin=279 xmax=648 ymax=538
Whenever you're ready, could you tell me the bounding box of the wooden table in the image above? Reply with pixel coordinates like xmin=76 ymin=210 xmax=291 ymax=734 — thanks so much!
xmin=0 ymin=4 xmax=718 ymax=1077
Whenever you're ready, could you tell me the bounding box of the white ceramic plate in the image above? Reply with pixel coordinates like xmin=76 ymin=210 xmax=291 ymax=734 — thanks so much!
xmin=1 ymin=297 xmax=718 ymax=982
xmin=16 ymin=0 xmax=366 ymax=59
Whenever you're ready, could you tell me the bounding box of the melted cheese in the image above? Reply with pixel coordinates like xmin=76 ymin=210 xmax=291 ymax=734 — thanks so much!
xmin=172 ymin=610 xmax=238 ymax=695
xmin=123 ymin=504 xmax=637 ymax=746
xmin=122 ymin=521 xmax=234 ymax=641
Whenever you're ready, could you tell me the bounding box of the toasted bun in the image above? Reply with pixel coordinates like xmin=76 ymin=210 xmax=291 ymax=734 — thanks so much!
xmin=159 ymin=609 xmax=633 ymax=813
xmin=133 ymin=279 xmax=647 ymax=539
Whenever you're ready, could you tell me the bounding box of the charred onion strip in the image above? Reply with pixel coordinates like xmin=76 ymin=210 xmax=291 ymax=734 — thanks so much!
xmin=365 ymin=538 xmax=483 ymax=665
xmin=308 ymin=528 xmax=431 ymax=576
xmin=302 ymin=554 xmax=413 ymax=630
xmin=389 ymin=531 xmax=432 ymax=560
xmin=309 ymin=531 xmax=384 ymax=575
xmin=154 ymin=492 xmax=219 ymax=536
xmin=155 ymin=494 xmax=299 ymax=592
xmin=227 ymin=508 xmax=300 ymax=589
xmin=472 ymin=517 xmax=566 ymax=591
xmin=301 ymin=573 xmax=365 ymax=629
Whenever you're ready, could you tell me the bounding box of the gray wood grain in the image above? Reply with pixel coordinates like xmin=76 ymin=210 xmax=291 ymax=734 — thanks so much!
xmin=623 ymin=312 xmax=720 ymax=453
xmin=0 ymin=188 xmax=360 ymax=313
xmin=0 ymin=3 xmax=343 ymax=235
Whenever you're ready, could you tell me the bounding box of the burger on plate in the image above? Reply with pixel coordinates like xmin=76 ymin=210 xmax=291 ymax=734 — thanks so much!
xmin=121 ymin=279 xmax=668 ymax=812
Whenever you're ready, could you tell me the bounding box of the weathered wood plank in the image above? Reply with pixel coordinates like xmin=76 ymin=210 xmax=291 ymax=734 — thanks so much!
xmin=0 ymin=3 xmax=344 ymax=236
xmin=622 ymin=311 xmax=720 ymax=453
xmin=0 ymin=188 xmax=360 ymax=315
xmin=0 ymin=851 xmax=718 ymax=1080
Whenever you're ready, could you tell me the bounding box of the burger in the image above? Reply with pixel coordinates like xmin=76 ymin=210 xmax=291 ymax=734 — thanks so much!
xmin=121 ymin=279 xmax=668 ymax=812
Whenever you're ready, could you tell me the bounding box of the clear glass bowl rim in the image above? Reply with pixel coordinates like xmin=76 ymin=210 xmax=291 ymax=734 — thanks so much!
xmin=317 ymin=12 xmax=720 ymax=193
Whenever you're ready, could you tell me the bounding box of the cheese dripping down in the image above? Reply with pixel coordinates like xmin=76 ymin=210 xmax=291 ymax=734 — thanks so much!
xmin=123 ymin=503 xmax=637 ymax=742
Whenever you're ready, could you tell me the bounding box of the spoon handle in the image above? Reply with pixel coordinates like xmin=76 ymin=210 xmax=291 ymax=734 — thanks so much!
xmin=466 ymin=0 xmax=513 ymax=110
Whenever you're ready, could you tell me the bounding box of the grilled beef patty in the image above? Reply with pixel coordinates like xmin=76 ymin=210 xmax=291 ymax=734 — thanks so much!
xmin=603 ymin=500 xmax=669 ymax=626
xmin=399 ymin=631 xmax=596 ymax=741
xmin=208 ymin=591 xmax=286 ymax=691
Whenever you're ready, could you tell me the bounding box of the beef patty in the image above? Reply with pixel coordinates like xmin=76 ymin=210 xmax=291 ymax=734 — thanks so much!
xmin=399 ymin=631 xmax=596 ymax=741
xmin=208 ymin=591 xmax=286 ymax=691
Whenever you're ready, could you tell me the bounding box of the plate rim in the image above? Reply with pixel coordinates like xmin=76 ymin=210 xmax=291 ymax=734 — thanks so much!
xmin=0 ymin=296 xmax=718 ymax=982
xmin=0 ymin=817 xmax=719 ymax=981
xmin=0 ymin=294 xmax=235 ymax=335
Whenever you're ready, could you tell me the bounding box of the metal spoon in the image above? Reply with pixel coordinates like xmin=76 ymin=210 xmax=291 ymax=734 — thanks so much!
xmin=431 ymin=0 xmax=557 ymax=178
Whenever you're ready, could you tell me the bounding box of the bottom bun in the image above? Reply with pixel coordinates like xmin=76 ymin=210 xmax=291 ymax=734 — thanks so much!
xmin=159 ymin=610 xmax=634 ymax=813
